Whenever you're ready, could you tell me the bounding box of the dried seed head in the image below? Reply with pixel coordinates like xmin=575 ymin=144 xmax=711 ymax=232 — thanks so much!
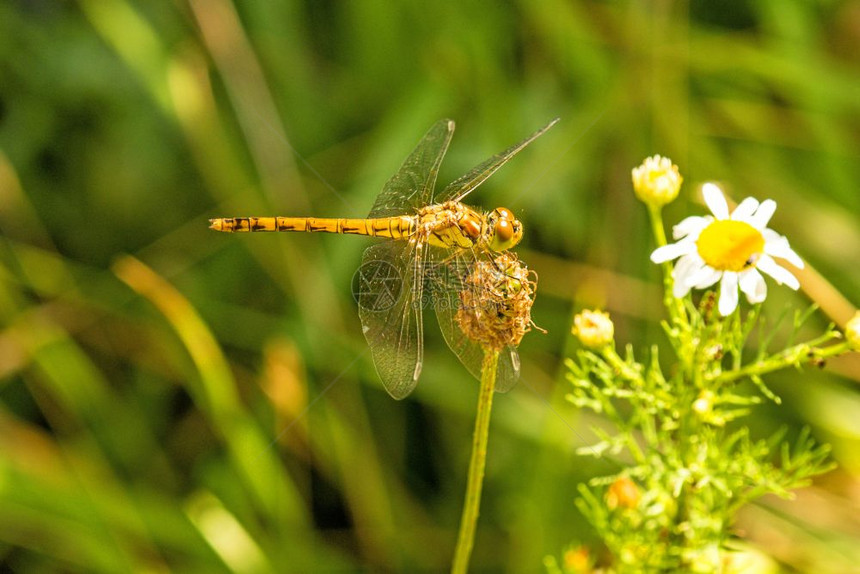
xmin=456 ymin=253 xmax=537 ymax=352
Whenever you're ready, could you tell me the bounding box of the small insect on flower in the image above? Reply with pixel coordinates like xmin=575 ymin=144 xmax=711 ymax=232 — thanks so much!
xmin=632 ymin=155 xmax=683 ymax=206
xmin=650 ymin=183 xmax=804 ymax=316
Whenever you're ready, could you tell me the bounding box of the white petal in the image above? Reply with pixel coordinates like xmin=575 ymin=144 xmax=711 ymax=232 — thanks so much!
xmin=693 ymin=267 xmax=723 ymax=289
xmin=651 ymin=240 xmax=695 ymax=264
xmin=764 ymin=234 xmax=804 ymax=268
xmin=672 ymin=254 xmax=702 ymax=297
xmin=750 ymin=199 xmax=777 ymax=229
xmin=739 ymin=268 xmax=767 ymax=303
xmin=757 ymin=255 xmax=800 ymax=290
xmin=731 ymin=197 xmax=759 ymax=222
xmin=691 ymin=267 xmax=722 ymax=289
xmin=762 ymin=228 xmax=780 ymax=242
xmin=673 ymin=216 xmax=709 ymax=240
xmin=703 ymin=183 xmax=729 ymax=220
xmin=718 ymin=272 xmax=739 ymax=316
xmin=673 ymin=277 xmax=692 ymax=298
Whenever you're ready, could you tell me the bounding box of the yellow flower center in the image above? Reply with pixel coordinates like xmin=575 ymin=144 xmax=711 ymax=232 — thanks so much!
xmin=696 ymin=220 xmax=765 ymax=272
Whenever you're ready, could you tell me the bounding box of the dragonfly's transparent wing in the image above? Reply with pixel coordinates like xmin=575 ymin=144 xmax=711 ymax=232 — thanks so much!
xmin=434 ymin=118 xmax=559 ymax=205
xmin=357 ymin=239 xmax=427 ymax=399
xmin=428 ymin=249 xmax=520 ymax=392
xmin=368 ymin=119 xmax=456 ymax=218
xmin=495 ymin=345 xmax=521 ymax=392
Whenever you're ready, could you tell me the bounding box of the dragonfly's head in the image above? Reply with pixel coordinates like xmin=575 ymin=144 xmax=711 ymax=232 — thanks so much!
xmin=485 ymin=207 xmax=523 ymax=252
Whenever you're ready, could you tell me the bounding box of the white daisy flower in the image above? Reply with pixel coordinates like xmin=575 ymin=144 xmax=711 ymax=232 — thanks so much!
xmin=650 ymin=183 xmax=804 ymax=316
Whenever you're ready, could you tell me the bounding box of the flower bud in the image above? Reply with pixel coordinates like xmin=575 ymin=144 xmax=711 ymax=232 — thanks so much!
xmin=722 ymin=544 xmax=778 ymax=574
xmin=692 ymin=390 xmax=715 ymax=417
xmin=632 ymin=155 xmax=683 ymax=206
xmin=687 ymin=543 xmax=721 ymax=573
xmin=846 ymin=311 xmax=860 ymax=351
xmin=606 ymin=476 xmax=641 ymax=510
xmin=572 ymin=310 xmax=614 ymax=349
xmin=562 ymin=546 xmax=591 ymax=573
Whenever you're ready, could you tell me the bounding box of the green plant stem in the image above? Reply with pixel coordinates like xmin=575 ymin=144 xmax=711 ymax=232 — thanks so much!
xmin=451 ymin=348 xmax=499 ymax=574
xmin=715 ymin=340 xmax=851 ymax=385
xmin=602 ymin=347 xmax=641 ymax=383
xmin=647 ymin=203 xmax=688 ymax=327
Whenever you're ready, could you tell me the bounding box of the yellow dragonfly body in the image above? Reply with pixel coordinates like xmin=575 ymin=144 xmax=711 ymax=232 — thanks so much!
xmin=209 ymin=201 xmax=520 ymax=252
xmin=210 ymin=119 xmax=556 ymax=398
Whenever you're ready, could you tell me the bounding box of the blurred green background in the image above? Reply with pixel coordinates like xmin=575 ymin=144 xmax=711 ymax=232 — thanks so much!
xmin=1 ymin=1 xmax=859 ymax=572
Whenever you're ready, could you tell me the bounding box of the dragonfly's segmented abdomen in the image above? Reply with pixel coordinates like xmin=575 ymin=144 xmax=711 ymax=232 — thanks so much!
xmin=209 ymin=216 xmax=416 ymax=239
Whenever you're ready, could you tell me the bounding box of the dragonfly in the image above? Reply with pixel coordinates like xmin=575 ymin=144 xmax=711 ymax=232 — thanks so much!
xmin=210 ymin=118 xmax=557 ymax=399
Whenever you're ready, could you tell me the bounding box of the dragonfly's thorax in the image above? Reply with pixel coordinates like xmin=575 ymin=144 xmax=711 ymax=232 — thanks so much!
xmin=417 ymin=201 xmax=485 ymax=250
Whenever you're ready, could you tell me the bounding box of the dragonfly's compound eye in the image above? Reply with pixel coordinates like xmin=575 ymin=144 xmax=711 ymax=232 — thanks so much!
xmin=488 ymin=207 xmax=523 ymax=251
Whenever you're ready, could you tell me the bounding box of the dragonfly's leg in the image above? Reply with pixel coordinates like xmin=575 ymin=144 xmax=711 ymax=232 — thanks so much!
xmin=444 ymin=247 xmax=503 ymax=272
xmin=438 ymin=247 xmax=480 ymax=288
xmin=439 ymin=248 xmax=466 ymax=266
xmin=489 ymin=253 xmax=504 ymax=272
